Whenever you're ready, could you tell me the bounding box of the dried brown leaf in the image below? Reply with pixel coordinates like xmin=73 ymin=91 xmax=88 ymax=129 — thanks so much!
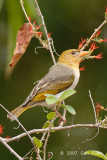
xmin=10 ymin=23 xmax=33 ymax=67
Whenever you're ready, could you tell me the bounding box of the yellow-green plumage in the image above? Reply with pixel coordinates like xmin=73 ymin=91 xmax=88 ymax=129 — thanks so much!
xmin=7 ymin=49 xmax=89 ymax=120
xmin=9 ymin=105 xmax=31 ymax=120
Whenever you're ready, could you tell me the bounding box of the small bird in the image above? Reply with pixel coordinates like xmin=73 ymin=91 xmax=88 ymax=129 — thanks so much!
xmin=7 ymin=49 xmax=89 ymax=121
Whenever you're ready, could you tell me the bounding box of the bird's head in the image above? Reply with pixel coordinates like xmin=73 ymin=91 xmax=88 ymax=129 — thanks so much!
xmin=58 ymin=49 xmax=89 ymax=69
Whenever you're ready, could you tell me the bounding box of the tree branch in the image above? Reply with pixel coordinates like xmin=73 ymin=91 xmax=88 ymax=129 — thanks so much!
xmin=80 ymin=20 xmax=107 ymax=51
xmin=23 ymin=148 xmax=34 ymax=159
xmin=34 ymin=0 xmax=56 ymax=65
xmin=89 ymin=90 xmax=97 ymax=124
xmin=0 ymin=104 xmax=42 ymax=160
xmin=59 ymin=102 xmax=67 ymax=127
xmin=20 ymin=0 xmax=31 ymax=24
xmin=43 ymin=128 xmax=51 ymax=160
xmin=3 ymin=124 xmax=107 ymax=143
xmin=20 ymin=0 xmax=56 ymax=64
xmin=0 ymin=137 xmax=23 ymax=160
xmin=99 ymin=117 xmax=107 ymax=125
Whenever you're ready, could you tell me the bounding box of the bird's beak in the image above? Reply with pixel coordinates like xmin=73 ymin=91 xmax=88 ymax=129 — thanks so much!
xmin=79 ymin=51 xmax=90 ymax=57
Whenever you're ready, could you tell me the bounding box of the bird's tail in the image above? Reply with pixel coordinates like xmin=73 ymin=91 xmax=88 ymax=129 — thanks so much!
xmin=7 ymin=105 xmax=30 ymax=121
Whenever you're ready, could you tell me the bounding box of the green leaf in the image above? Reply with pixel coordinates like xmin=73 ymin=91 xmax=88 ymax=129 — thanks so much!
xmin=42 ymin=121 xmax=52 ymax=129
xmin=61 ymin=104 xmax=76 ymax=115
xmin=84 ymin=151 xmax=107 ymax=159
xmin=45 ymin=94 xmax=55 ymax=97
xmin=42 ymin=121 xmax=55 ymax=132
xmin=32 ymin=137 xmax=43 ymax=148
xmin=45 ymin=94 xmax=58 ymax=104
xmin=59 ymin=89 xmax=76 ymax=101
xmin=47 ymin=112 xmax=56 ymax=120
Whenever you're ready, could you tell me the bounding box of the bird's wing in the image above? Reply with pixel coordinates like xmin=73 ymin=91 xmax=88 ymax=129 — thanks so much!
xmin=22 ymin=63 xmax=75 ymax=106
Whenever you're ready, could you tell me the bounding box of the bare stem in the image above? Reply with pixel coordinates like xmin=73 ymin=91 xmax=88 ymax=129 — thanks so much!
xmin=89 ymin=90 xmax=97 ymax=124
xmin=99 ymin=117 xmax=107 ymax=125
xmin=20 ymin=0 xmax=49 ymax=50
xmin=59 ymin=101 xmax=67 ymax=127
xmin=0 ymin=137 xmax=23 ymax=160
xmin=23 ymin=148 xmax=34 ymax=159
xmin=79 ymin=126 xmax=99 ymax=146
xmin=4 ymin=124 xmax=107 ymax=143
xmin=0 ymin=104 xmax=41 ymax=160
xmin=42 ymin=115 xmax=57 ymax=160
xmin=80 ymin=20 xmax=107 ymax=51
xmin=43 ymin=128 xmax=51 ymax=160
xmin=34 ymin=0 xmax=56 ymax=64
xmin=20 ymin=0 xmax=31 ymax=23
xmin=41 ymin=132 xmax=47 ymax=142
xmin=20 ymin=0 xmax=56 ymax=64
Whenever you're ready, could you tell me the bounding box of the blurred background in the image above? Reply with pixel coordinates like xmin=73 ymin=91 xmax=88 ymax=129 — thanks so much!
xmin=0 ymin=0 xmax=107 ymax=159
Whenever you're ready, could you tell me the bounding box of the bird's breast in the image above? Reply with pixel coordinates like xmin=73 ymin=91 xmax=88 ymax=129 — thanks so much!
xmin=55 ymin=67 xmax=80 ymax=99
xmin=69 ymin=68 xmax=80 ymax=90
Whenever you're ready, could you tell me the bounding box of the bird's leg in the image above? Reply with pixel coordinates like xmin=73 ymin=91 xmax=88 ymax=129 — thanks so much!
xmin=54 ymin=110 xmax=66 ymax=124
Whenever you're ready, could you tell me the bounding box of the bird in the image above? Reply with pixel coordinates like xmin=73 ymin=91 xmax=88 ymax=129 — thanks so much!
xmin=7 ymin=49 xmax=89 ymax=121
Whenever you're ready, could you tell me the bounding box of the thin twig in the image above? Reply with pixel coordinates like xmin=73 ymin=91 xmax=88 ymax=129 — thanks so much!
xmin=47 ymin=152 xmax=53 ymax=160
xmin=59 ymin=101 xmax=67 ymax=127
xmin=20 ymin=0 xmax=56 ymax=63
xmin=81 ymin=90 xmax=100 ymax=148
xmin=80 ymin=20 xmax=107 ymax=51
xmin=40 ymin=115 xmax=57 ymax=144
xmin=20 ymin=0 xmax=33 ymax=27
xmin=98 ymin=117 xmax=107 ymax=125
xmin=0 ymin=137 xmax=23 ymax=160
xmin=43 ymin=128 xmax=51 ymax=160
xmin=50 ymin=37 xmax=59 ymax=56
xmin=80 ymin=127 xmax=99 ymax=145
xmin=41 ymin=132 xmax=47 ymax=142
xmin=20 ymin=0 xmax=51 ymax=50
xmin=34 ymin=0 xmax=56 ymax=65
xmin=0 ymin=104 xmax=41 ymax=160
xmin=89 ymin=90 xmax=97 ymax=124
xmin=42 ymin=115 xmax=57 ymax=160
xmin=4 ymin=124 xmax=107 ymax=143
xmin=35 ymin=46 xmax=44 ymax=54
xmin=23 ymin=148 xmax=34 ymax=159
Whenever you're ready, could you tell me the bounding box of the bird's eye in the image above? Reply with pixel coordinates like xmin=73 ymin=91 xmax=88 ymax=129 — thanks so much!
xmin=71 ymin=51 xmax=76 ymax=55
